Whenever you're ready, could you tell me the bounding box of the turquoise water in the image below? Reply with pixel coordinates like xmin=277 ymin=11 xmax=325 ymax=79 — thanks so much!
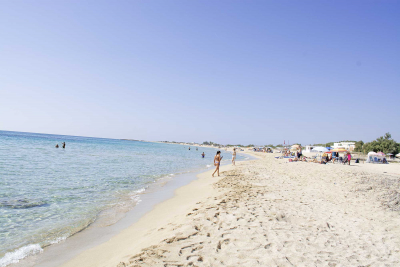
xmin=0 ymin=131 xmax=242 ymax=266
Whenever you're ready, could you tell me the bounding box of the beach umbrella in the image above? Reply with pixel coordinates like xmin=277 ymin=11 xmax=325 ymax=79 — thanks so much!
xmin=313 ymin=146 xmax=329 ymax=152
xmin=291 ymin=144 xmax=301 ymax=150
xmin=330 ymin=148 xmax=348 ymax=152
xmin=377 ymin=152 xmax=385 ymax=156
xmin=396 ymin=154 xmax=400 ymax=158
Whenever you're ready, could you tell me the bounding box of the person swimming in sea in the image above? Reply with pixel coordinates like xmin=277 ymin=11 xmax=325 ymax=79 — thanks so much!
xmin=201 ymin=152 xmax=205 ymax=158
xmin=62 ymin=142 xmax=66 ymax=149
xmin=189 ymin=147 xmax=190 ymax=150
xmin=212 ymin=151 xmax=223 ymax=177
xmin=55 ymin=144 xmax=59 ymax=148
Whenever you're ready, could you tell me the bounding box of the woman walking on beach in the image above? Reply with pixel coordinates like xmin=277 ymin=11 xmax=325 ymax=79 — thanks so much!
xmin=232 ymin=148 xmax=236 ymax=166
xmin=212 ymin=151 xmax=222 ymax=177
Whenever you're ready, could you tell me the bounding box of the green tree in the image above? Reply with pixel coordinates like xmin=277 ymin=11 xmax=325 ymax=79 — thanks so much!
xmin=363 ymin=133 xmax=400 ymax=155
xmin=354 ymin=140 xmax=364 ymax=152
xmin=326 ymin=142 xmax=334 ymax=148
xmin=313 ymin=143 xmax=325 ymax=147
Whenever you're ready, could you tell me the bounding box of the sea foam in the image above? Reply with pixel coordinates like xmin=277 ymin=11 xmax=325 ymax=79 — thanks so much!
xmin=0 ymin=244 xmax=43 ymax=267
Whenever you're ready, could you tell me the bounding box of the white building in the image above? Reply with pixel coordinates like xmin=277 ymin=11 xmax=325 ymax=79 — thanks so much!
xmin=305 ymin=146 xmax=314 ymax=153
xmin=332 ymin=142 xmax=356 ymax=151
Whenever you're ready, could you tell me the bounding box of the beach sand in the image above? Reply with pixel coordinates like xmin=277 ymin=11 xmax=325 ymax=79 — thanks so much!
xmin=62 ymin=152 xmax=400 ymax=267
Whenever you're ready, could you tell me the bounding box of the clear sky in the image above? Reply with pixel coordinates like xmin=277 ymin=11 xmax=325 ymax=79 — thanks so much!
xmin=1 ymin=0 xmax=399 ymax=146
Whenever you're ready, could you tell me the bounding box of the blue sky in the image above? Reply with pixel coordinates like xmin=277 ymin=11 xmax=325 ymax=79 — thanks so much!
xmin=1 ymin=0 xmax=399 ymax=145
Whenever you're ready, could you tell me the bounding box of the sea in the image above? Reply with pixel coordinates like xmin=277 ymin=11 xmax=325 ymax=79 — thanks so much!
xmin=0 ymin=130 xmax=244 ymax=267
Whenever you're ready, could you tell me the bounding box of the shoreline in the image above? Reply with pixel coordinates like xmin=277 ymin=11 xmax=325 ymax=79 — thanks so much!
xmin=57 ymin=152 xmax=258 ymax=267
xmin=60 ymin=151 xmax=400 ymax=266
xmin=9 ymin=151 xmax=253 ymax=267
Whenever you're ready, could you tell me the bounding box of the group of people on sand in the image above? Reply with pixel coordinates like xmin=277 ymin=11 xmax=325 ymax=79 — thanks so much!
xmin=293 ymin=151 xmax=352 ymax=165
xmin=55 ymin=142 xmax=66 ymax=148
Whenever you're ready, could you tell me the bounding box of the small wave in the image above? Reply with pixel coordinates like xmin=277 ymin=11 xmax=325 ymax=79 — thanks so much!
xmin=50 ymin=235 xmax=68 ymax=245
xmin=0 ymin=244 xmax=43 ymax=267
xmin=129 ymin=187 xmax=146 ymax=205
xmin=134 ymin=188 xmax=146 ymax=194
xmin=0 ymin=199 xmax=47 ymax=209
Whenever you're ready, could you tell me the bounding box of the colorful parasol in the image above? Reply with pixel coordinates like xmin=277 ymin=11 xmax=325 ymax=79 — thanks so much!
xmin=330 ymin=148 xmax=348 ymax=152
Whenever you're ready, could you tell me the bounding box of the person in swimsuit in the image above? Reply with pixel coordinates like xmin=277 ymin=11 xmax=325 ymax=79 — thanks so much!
xmin=201 ymin=152 xmax=205 ymax=158
xmin=347 ymin=152 xmax=351 ymax=165
xmin=62 ymin=142 xmax=66 ymax=149
xmin=232 ymin=148 xmax=236 ymax=166
xmin=212 ymin=151 xmax=222 ymax=177
xmin=55 ymin=144 xmax=59 ymax=148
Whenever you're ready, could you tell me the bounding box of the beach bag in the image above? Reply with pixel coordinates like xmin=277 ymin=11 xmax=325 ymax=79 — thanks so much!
xmin=355 ymin=158 xmax=359 ymax=163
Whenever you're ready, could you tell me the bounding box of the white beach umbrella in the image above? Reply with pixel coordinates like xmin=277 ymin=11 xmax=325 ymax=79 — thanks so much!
xmin=291 ymin=144 xmax=300 ymax=150
xmin=312 ymin=146 xmax=329 ymax=152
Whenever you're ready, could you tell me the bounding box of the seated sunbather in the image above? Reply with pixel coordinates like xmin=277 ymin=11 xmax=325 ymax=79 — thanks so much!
xmin=342 ymin=154 xmax=348 ymax=164
xmin=311 ymin=155 xmax=330 ymax=164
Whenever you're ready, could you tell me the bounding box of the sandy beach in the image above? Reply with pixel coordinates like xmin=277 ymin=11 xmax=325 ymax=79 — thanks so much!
xmin=61 ymin=151 xmax=400 ymax=267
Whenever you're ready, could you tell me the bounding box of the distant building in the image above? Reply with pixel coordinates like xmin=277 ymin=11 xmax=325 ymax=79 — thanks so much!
xmin=305 ymin=146 xmax=314 ymax=153
xmin=332 ymin=142 xmax=355 ymax=151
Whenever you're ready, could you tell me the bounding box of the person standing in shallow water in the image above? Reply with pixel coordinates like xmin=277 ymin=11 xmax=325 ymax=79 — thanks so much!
xmin=201 ymin=152 xmax=205 ymax=158
xmin=212 ymin=151 xmax=223 ymax=177
xmin=62 ymin=142 xmax=66 ymax=149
